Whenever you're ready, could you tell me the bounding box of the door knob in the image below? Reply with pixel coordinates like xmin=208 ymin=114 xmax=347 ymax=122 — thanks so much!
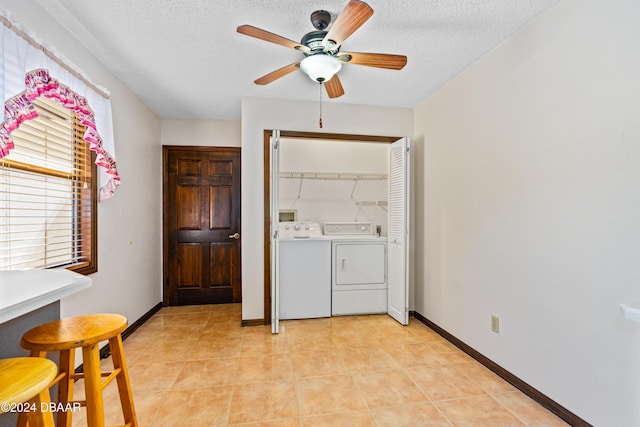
xmin=228 ymin=232 xmax=240 ymax=240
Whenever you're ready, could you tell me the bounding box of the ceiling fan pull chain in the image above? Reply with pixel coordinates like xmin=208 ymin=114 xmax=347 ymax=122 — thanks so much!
xmin=319 ymin=81 xmax=323 ymax=128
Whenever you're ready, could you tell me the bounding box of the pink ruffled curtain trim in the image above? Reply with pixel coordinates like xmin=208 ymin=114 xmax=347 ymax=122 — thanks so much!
xmin=0 ymin=68 xmax=120 ymax=199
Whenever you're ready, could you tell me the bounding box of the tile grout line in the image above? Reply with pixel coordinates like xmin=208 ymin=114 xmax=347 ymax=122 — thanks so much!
xmin=487 ymin=393 xmax=532 ymax=427
xmin=222 ymin=324 xmax=242 ymax=426
xmin=400 ymin=364 xmax=456 ymax=427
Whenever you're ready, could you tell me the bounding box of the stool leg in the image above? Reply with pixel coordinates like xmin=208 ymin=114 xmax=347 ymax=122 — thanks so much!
xmin=82 ymin=343 xmax=105 ymax=427
xmin=17 ymin=351 xmax=52 ymax=427
xmin=110 ymin=334 xmax=138 ymax=427
xmin=57 ymin=349 xmax=75 ymax=427
xmin=26 ymin=388 xmax=55 ymax=427
xmin=16 ymin=408 xmax=28 ymax=427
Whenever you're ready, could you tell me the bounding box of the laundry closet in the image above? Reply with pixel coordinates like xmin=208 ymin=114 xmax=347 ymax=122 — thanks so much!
xmin=269 ymin=132 xmax=409 ymax=333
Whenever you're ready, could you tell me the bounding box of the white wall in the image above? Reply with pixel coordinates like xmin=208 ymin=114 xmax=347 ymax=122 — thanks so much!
xmin=161 ymin=119 xmax=241 ymax=147
xmin=1 ymin=0 xmax=163 ymax=325
xmin=413 ymin=0 xmax=640 ymax=425
xmin=241 ymin=97 xmax=412 ymax=321
xmin=279 ymin=139 xmax=388 ymax=231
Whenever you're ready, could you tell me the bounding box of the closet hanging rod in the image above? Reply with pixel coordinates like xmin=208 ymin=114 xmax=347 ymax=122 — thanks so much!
xmin=279 ymin=171 xmax=387 ymax=181
xmin=355 ymin=201 xmax=388 ymax=206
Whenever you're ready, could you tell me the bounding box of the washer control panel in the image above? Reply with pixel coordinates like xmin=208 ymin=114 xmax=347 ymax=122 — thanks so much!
xmin=323 ymin=222 xmax=373 ymax=236
xmin=279 ymin=221 xmax=323 ymax=238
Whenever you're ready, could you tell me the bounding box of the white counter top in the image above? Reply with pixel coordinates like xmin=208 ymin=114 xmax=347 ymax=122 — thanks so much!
xmin=0 ymin=269 xmax=92 ymax=324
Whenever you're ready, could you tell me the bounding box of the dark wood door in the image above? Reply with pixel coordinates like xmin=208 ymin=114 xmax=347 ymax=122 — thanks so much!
xmin=163 ymin=146 xmax=241 ymax=305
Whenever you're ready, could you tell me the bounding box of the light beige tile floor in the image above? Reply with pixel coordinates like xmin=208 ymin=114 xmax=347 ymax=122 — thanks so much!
xmin=69 ymin=304 xmax=568 ymax=426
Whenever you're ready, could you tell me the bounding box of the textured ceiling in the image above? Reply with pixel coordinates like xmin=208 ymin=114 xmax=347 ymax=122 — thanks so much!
xmin=34 ymin=0 xmax=558 ymax=120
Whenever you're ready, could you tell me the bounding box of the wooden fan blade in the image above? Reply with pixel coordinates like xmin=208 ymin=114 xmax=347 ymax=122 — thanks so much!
xmin=254 ymin=62 xmax=300 ymax=85
xmin=322 ymin=0 xmax=374 ymax=48
xmin=237 ymin=25 xmax=310 ymax=53
xmin=325 ymin=75 xmax=345 ymax=98
xmin=338 ymin=52 xmax=407 ymax=70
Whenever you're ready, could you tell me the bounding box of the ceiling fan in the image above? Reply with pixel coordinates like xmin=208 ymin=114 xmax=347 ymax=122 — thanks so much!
xmin=237 ymin=0 xmax=407 ymax=99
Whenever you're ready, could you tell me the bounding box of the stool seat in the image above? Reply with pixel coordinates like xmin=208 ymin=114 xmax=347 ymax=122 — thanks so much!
xmin=21 ymin=313 xmax=127 ymax=351
xmin=0 ymin=357 xmax=57 ymax=427
xmin=0 ymin=357 xmax=57 ymax=409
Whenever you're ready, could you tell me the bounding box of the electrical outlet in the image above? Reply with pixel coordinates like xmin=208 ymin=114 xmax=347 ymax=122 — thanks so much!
xmin=491 ymin=315 xmax=500 ymax=333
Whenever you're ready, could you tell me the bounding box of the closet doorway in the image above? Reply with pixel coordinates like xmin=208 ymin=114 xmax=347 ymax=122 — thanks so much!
xmin=262 ymin=131 xmax=409 ymax=328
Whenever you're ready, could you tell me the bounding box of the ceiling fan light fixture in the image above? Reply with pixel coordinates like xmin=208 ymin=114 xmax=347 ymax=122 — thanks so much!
xmin=300 ymin=54 xmax=342 ymax=83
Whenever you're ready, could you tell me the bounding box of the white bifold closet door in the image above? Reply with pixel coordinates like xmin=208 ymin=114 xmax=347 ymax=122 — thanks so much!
xmin=270 ymin=130 xmax=281 ymax=334
xmin=387 ymin=137 xmax=410 ymax=325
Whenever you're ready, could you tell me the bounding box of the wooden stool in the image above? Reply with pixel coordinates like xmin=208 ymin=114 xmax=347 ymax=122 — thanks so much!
xmin=20 ymin=314 xmax=138 ymax=427
xmin=0 ymin=357 xmax=57 ymax=427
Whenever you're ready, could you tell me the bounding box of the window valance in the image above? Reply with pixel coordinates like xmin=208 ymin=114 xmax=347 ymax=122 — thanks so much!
xmin=0 ymin=8 xmax=119 ymax=200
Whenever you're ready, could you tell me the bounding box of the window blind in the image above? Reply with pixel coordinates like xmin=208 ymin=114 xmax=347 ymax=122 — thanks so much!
xmin=0 ymin=96 xmax=95 ymax=270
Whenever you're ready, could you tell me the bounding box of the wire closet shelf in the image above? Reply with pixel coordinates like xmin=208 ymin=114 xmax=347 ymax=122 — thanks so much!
xmin=279 ymin=171 xmax=387 ymax=181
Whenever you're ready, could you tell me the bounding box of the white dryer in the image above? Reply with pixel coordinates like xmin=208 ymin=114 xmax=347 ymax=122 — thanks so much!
xmin=324 ymin=222 xmax=387 ymax=315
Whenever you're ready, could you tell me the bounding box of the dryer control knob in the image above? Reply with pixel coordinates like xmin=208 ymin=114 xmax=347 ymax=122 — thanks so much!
xmin=305 ymin=225 xmax=310 ymax=230
xmin=294 ymin=224 xmax=300 ymax=231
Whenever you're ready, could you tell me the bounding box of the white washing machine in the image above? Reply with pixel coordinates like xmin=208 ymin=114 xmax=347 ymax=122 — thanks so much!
xmin=278 ymin=221 xmax=331 ymax=319
xmin=324 ymin=222 xmax=388 ymax=316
